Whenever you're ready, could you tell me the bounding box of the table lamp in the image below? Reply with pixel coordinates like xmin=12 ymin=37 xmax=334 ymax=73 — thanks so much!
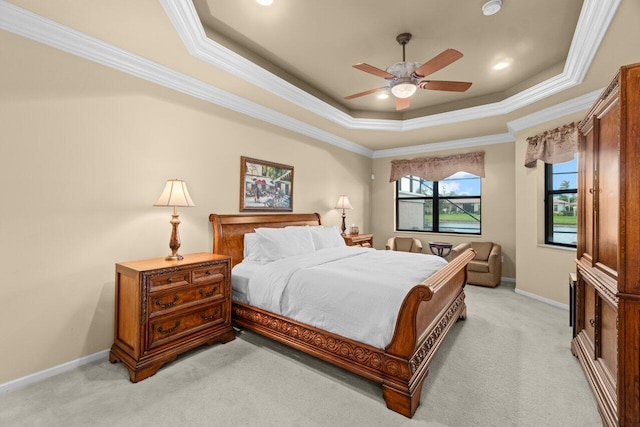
xmin=154 ymin=179 xmax=195 ymax=260
xmin=334 ymin=195 xmax=353 ymax=236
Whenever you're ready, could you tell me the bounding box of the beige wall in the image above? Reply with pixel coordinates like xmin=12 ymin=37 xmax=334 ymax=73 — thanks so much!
xmin=0 ymin=31 xmax=372 ymax=384
xmin=1 ymin=0 xmax=614 ymax=386
xmin=514 ymin=113 xmax=584 ymax=305
xmin=371 ymin=142 xmax=516 ymax=279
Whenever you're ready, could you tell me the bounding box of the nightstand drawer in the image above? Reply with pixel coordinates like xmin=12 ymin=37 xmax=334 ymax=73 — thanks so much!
xmin=148 ymin=301 xmax=226 ymax=350
xmin=149 ymin=282 xmax=225 ymax=316
xmin=191 ymin=264 xmax=226 ymax=284
xmin=148 ymin=271 xmax=190 ymax=290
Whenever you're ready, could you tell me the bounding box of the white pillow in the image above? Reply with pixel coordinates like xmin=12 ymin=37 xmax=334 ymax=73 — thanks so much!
xmin=243 ymin=233 xmax=272 ymax=262
xmin=309 ymin=226 xmax=346 ymax=250
xmin=254 ymin=226 xmax=315 ymax=260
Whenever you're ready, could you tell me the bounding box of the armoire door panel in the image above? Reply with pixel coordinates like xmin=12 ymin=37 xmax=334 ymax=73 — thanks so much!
xmin=599 ymin=298 xmax=618 ymax=380
xmin=584 ymin=280 xmax=596 ymax=351
xmin=594 ymin=101 xmax=620 ymax=277
xmin=580 ymin=125 xmax=595 ymax=264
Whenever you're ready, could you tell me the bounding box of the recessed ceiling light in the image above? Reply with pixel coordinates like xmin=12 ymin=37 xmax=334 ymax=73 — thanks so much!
xmin=256 ymin=0 xmax=273 ymax=5
xmin=482 ymin=0 xmax=502 ymax=16
xmin=377 ymin=92 xmax=389 ymax=100
xmin=493 ymin=61 xmax=510 ymax=70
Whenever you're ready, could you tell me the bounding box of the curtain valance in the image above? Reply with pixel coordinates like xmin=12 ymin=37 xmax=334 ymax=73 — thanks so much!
xmin=389 ymin=151 xmax=485 ymax=182
xmin=524 ymin=122 xmax=577 ymax=168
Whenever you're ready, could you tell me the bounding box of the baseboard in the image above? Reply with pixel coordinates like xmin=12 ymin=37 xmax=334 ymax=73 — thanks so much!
xmin=515 ymin=288 xmax=569 ymax=311
xmin=501 ymin=277 xmax=516 ymax=284
xmin=0 ymin=349 xmax=110 ymax=394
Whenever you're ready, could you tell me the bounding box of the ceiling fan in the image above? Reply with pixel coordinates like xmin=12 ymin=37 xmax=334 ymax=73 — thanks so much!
xmin=345 ymin=33 xmax=472 ymax=111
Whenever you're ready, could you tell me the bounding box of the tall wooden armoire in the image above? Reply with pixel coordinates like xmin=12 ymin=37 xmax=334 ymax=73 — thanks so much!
xmin=574 ymin=63 xmax=640 ymax=426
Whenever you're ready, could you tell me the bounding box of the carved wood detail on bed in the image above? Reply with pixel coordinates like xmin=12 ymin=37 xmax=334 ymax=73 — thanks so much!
xmin=209 ymin=212 xmax=321 ymax=267
xmin=232 ymin=290 xmax=465 ymax=381
xmin=209 ymin=213 xmax=475 ymax=418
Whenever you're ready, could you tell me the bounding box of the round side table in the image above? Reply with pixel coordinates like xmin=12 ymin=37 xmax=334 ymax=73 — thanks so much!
xmin=428 ymin=242 xmax=453 ymax=258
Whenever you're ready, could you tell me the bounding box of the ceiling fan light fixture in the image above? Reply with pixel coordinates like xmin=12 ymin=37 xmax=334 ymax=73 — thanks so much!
xmin=256 ymin=0 xmax=273 ymax=6
xmin=482 ymin=0 xmax=502 ymax=16
xmin=390 ymin=81 xmax=417 ymax=99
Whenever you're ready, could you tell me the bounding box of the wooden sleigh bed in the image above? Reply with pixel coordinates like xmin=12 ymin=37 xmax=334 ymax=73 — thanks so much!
xmin=209 ymin=212 xmax=474 ymax=418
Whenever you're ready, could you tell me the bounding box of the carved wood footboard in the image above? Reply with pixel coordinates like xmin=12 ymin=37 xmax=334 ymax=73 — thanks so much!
xmin=209 ymin=213 xmax=474 ymax=418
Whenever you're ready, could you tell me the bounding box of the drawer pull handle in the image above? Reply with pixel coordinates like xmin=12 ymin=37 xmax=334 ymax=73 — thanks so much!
xmin=589 ymin=318 xmax=596 ymax=328
xmin=200 ymin=309 xmax=220 ymax=321
xmin=155 ymin=295 xmax=179 ymax=308
xmin=199 ymin=287 xmax=218 ymax=298
xmin=157 ymin=321 xmax=180 ymax=334
xmin=167 ymin=278 xmax=174 ymax=283
xmin=205 ymin=270 xmax=212 ymax=275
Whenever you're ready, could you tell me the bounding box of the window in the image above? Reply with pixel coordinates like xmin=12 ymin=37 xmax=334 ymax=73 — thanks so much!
xmin=396 ymin=172 xmax=481 ymax=234
xmin=544 ymin=155 xmax=577 ymax=247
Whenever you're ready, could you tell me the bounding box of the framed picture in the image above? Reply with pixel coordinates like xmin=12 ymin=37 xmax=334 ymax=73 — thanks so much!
xmin=240 ymin=156 xmax=294 ymax=211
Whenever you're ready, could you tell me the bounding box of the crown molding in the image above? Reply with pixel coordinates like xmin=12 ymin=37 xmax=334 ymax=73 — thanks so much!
xmin=0 ymin=0 xmax=612 ymax=160
xmin=373 ymin=87 xmax=601 ymax=158
xmin=0 ymin=0 xmax=373 ymax=157
xmin=372 ymin=133 xmax=514 ymax=159
xmin=507 ymin=89 xmax=601 ymax=134
xmin=161 ymin=0 xmax=621 ymax=132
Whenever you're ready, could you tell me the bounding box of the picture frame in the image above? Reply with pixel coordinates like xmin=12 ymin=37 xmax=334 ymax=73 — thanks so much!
xmin=240 ymin=156 xmax=294 ymax=212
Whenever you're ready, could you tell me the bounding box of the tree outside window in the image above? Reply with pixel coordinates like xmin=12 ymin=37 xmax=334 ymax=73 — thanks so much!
xmin=545 ymin=156 xmax=578 ymax=247
xmin=396 ymin=173 xmax=481 ymax=234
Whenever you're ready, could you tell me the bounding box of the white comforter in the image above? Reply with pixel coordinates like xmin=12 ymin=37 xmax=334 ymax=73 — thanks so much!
xmin=242 ymin=247 xmax=447 ymax=349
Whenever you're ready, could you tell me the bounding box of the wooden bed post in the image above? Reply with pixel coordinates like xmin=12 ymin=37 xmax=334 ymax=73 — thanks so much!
xmin=382 ymin=250 xmax=474 ymax=417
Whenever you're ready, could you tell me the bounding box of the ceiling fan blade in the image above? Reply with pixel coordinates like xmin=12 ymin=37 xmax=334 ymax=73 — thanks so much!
xmin=353 ymin=63 xmax=395 ymax=79
xmin=419 ymin=80 xmax=472 ymax=92
xmin=414 ymin=49 xmax=464 ymax=77
xmin=344 ymin=87 xmax=388 ymax=100
xmin=396 ymin=97 xmax=410 ymax=110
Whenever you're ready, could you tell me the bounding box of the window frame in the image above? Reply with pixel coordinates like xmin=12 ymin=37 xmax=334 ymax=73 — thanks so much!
xmin=544 ymin=160 xmax=578 ymax=248
xmin=395 ymin=175 xmax=482 ymax=235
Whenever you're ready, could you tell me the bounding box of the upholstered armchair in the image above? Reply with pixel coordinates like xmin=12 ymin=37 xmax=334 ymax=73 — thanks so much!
xmin=451 ymin=241 xmax=502 ymax=287
xmin=385 ymin=236 xmax=423 ymax=253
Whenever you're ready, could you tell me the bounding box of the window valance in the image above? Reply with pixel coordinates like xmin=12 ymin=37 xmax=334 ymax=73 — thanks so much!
xmin=524 ymin=122 xmax=577 ymax=168
xmin=389 ymin=151 xmax=485 ymax=182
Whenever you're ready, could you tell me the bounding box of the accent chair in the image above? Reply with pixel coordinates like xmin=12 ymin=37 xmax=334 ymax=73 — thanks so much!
xmin=385 ymin=236 xmax=423 ymax=253
xmin=451 ymin=241 xmax=502 ymax=287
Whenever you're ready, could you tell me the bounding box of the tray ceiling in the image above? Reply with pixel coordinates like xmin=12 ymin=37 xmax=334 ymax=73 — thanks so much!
xmin=193 ymin=0 xmax=583 ymax=119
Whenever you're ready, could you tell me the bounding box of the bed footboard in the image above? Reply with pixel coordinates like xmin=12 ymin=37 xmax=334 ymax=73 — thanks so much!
xmin=382 ymin=248 xmax=474 ymax=417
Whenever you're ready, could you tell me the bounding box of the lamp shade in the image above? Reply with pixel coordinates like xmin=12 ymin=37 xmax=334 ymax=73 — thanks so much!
xmin=154 ymin=179 xmax=195 ymax=207
xmin=334 ymin=195 xmax=353 ymax=210
xmin=391 ymin=81 xmax=417 ymax=99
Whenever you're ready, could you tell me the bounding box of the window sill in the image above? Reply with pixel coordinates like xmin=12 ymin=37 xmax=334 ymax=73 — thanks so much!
xmin=396 ymin=230 xmax=481 ymax=237
xmin=537 ymin=244 xmax=576 ymax=252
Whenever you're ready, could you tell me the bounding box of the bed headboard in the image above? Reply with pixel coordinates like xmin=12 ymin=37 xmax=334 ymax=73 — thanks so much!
xmin=209 ymin=213 xmax=322 ymax=267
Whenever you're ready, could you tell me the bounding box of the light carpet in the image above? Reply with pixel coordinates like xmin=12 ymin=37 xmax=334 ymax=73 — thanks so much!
xmin=0 ymin=282 xmax=601 ymax=426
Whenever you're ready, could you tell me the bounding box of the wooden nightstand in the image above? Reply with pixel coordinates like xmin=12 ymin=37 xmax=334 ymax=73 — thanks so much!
xmin=343 ymin=233 xmax=373 ymax=248
xmin=109 ymin=252 xmax=235 ymax=382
